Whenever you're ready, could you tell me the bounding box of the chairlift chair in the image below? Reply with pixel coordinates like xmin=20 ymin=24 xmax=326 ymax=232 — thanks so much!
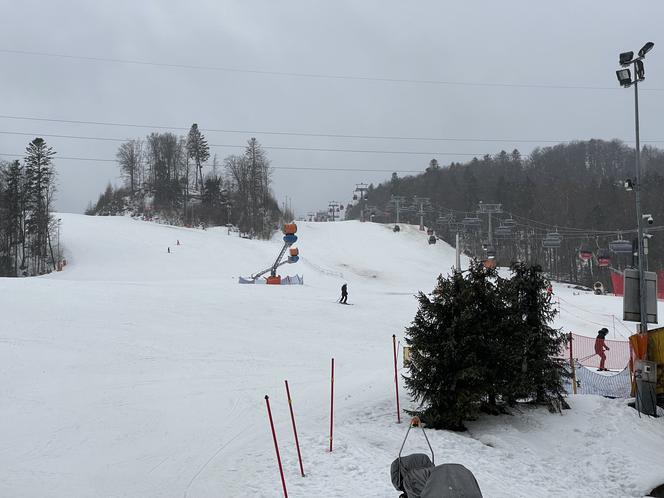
xmin=462 ymin=216 xmax=481 ymax=229
xmin=542 ymin=232 xmax=562 ymax=249
xmin=597 ymin=248 xmax=611 ymax=267
xmin=609 ymin=239 xmax=633 ymax=254
xmin=578 ymin=247 xmax=593 ymax=261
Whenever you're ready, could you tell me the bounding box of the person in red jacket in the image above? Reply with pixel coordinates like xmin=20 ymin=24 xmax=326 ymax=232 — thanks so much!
xmin=595 ymin=328 xmax=610 ymax=371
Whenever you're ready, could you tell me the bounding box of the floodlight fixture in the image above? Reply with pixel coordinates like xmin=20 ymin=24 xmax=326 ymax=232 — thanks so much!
xmin=616 ymin=68 xmax=632 ymax=87
xmin=638 ymin=42 xmax=654 ymax=58
xmin=620 ymin=51 xmax=634 ymax=66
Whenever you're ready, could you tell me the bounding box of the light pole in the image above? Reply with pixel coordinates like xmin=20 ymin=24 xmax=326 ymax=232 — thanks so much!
xmin=616 ymin=42 xmax=654 ymax=334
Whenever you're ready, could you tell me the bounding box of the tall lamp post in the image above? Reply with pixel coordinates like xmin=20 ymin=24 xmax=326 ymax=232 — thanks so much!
xmin=616 ymin=41 xmax=654 ymax=334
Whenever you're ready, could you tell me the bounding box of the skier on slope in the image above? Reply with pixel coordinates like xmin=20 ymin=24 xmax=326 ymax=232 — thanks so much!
xmin=595 ymin=327 xmax=610 ymax=371
xmin=340 ymin=283 xmax=348 ymax=304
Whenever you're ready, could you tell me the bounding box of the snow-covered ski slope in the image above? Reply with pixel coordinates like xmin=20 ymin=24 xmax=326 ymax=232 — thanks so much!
xmin=1 ymin=214 xmax=663 ymax=498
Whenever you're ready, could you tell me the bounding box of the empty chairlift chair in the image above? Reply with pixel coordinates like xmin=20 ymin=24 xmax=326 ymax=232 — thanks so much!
xmin=609 ymin=238 xmax=633 ymax=254
xmin=542 ymin=232 xmax=562 ymax=249
xmin=495 ymin=223 xmax=513 ymax=238
xmin=462 ymin=216 xmax=482 ymax=230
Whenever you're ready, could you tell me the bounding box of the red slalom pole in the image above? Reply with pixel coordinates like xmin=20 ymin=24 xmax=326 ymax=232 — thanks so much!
xmin=284 ymin=380 xmax=305 ymax=477
xmin=392 ymin=334 xmax=401 ymax=423
xmin=265 ymin=395 xmax=288 ymax=498
xmin=329 ymin=358 xmax=335 ymax=452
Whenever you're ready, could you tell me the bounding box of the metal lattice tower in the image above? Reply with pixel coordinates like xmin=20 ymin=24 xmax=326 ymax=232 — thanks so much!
xmin=412 ymin=196 xmax=432 ymax=231
xmin=328 ymin=201 xmax=340 ymax=222
xmin=354 ymin=183 xmax=369 ymax=222
xmin=478 ymin=202 xmax=503 ymax=247
xmin=389 ymin=195 xmax=407 ymax=224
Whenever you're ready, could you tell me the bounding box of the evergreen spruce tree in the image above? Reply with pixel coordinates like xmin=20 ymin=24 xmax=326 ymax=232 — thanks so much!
xmin=405 ymin=261 xmax=569 ymax=431
xmin=3 ymin=161 xmax=24 ymax=275
xmin=187 ymin=124 xmax=210 ymax=192
xmin=404 ymin=263 xmax=503 ymax=430
xmin=24 ymin=138 xmax=56 ymax=274
xmin=501 ymin=263 xmax=569 ymax=403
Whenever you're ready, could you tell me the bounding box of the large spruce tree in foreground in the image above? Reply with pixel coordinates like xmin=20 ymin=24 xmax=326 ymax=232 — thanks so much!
xmin=405 ymin=262 xmax=568 ymax=431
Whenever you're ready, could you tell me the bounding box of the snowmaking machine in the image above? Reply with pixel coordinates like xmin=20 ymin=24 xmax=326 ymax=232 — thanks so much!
xmin=238 ymin=223 xmax=303 ymax=285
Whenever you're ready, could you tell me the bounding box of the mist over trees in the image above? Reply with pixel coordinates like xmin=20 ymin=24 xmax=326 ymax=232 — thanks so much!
xmin=0 ymin=138 xmax=60 ymax=276
xmin=347 ymin=139 xmax=664 ymax=288
xmin=88 ymin=125 xmax=284 ymax=239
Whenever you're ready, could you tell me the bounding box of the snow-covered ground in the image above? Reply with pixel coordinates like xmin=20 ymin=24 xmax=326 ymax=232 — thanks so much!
xmin=1 ymin=214 xmax=663 ymax=497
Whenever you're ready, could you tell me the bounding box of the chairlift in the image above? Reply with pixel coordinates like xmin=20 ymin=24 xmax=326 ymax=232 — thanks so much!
xmin=542 ymin=232 xmax=562 ymax=248
xmin=495 ymin=224 xmax=512 ymax=237
xmin=486 ymin=246 xmax=496 ymax=259
xmin=609 ymin=239 xmax=633 ymax=254
xmin=462 ymin=216 xmax=481 ymax=228
xmin=578 ymin=247 xmax=593 ymax=261
xmin=502 ymin=217 xmax=517 ymax=227
xmin=597 ymin=248 xmax=611 ymax=267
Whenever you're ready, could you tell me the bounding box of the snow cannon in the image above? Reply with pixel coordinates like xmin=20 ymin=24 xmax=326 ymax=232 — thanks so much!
xmin=239 ymin=223 xmax=302 ymax=284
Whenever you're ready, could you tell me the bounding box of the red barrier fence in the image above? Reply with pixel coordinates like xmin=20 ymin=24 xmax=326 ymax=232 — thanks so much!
xmin=611 ymin=269 xmax=664 ymax=299
xmin=561 ymin=332 xmax=631 ymax=370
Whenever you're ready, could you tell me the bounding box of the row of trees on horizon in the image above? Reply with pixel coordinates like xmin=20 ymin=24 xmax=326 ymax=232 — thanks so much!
xmin=0 ymin=138 xmax=60 ymax=277
xmin=87 ymin=124 xmax=289 ymax=239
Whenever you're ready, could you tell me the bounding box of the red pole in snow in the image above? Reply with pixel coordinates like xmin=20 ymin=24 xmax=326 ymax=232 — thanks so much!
xmin=265 ymin=395 xmax=288 ymax=498
xmin=392 ymin=334 xmax=401 ymax=423
xmin=284 ymin=380 xmax=305 ymax=477
xmin=329 ymin=358 xmax=334 ymax=452
xmin=568 ymin=333 xmax=577 ymax=395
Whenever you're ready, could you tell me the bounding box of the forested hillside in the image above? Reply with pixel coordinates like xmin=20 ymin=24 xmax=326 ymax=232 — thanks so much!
xmin=347 ymin=139 xmax=664 ymax=287
xmin=87 ymin=125 xmax=289 ymax=239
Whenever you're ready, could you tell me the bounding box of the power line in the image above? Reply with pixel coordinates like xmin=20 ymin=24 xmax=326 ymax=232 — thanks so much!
xmin=4 ymin=48 xmax=660 ymax=91
xmin=0 ymin=131 xmax=488 ymax=157
xmin=1 ymin=113 xmax=662 ymax=145
xmin=0 ymin=152 xmax=422 ymax=173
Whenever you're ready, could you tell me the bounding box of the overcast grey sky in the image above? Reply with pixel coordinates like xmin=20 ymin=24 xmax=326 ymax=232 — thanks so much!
xmin=1 ymin=0 xmax=663 ymax=217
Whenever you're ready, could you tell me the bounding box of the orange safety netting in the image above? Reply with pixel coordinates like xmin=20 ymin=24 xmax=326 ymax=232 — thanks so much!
xmin=561 ymin=332 xmax=631 ymax=370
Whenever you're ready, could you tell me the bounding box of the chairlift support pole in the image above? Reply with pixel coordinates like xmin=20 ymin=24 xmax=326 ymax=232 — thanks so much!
xmin=455 ymin=231 xmax=461 ymax=271
xmin=478 ymin=202 xmax=502 ymax=253
xmin=354 ymin=184 xmax=369 ymax=222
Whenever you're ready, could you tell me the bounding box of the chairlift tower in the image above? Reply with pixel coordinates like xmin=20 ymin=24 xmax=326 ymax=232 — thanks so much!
xmin=412 ymin=196 xmax=431 ymax=231
xmin=328 ymin=201 xmax=340 ymax=222
xmin=354 ymin=183 xmax=369 ymax=222
xmin=478 ymin=202 xmax=503 ymax=249
xmin=389 ymin=195 xmax=407 ymax=224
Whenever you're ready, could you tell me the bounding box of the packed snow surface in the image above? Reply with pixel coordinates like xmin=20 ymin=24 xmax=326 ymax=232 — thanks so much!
xmin=1 ymin=214 xmax=663 ymax=497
